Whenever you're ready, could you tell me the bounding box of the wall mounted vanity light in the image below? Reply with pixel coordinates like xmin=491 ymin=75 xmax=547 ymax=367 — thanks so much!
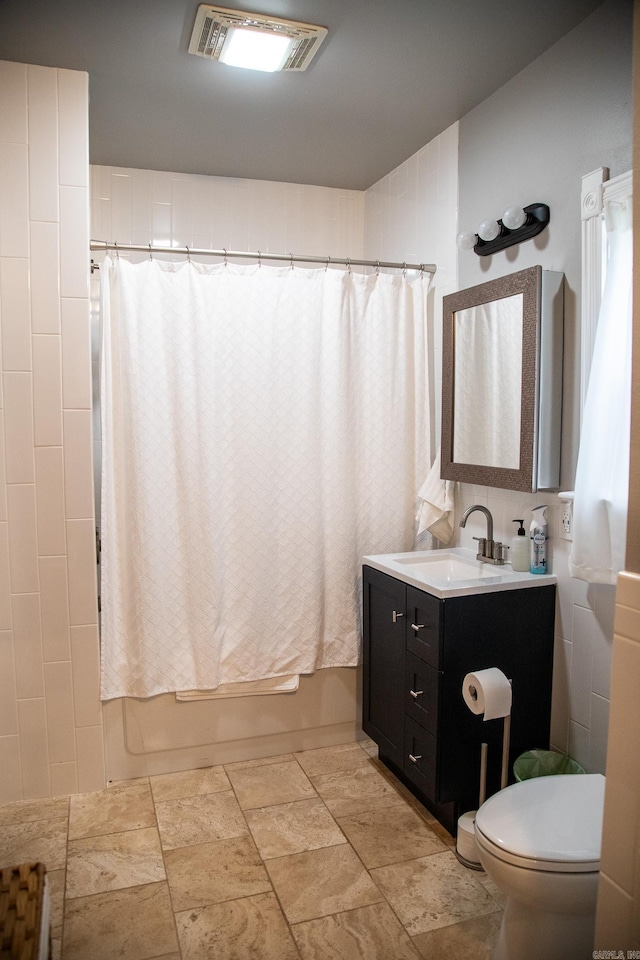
xmin=456 ymin=203 xmax=550 ymax=257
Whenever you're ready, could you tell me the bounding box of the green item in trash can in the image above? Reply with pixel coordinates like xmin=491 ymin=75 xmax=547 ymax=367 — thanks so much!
xmin=513 ymin=749 xmax=586 ymax=781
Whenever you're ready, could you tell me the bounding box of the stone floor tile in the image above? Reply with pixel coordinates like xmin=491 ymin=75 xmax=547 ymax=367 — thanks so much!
xmin=68 ymin=783 xmax=156 ymax=840
xmin=292 ymin=901 xmax=423 ymax=959
xmin=336 ymin=804 xmax=446 ymax=868
xmin=311 ymin=762 xmax=408 ymax=818
xmin=265 ymin=843 xmax=383 ymax=925
xmin=46 ymin=867 xmax=66 ymax=938
xmin=0 ymin=817 xmax=68 ymax=871
xmin=0 ymin=795 xmax=69 ymax=828
xmin=411 ymin=912 xmax=503 ymax=959
xmin=149 ymin=764 xmax=230 ymax=802
xmin=246 ymin=797 xmax=346 ymax=859
xmin=62 ymin=881 xmax=179 ymax=960
xmin=175 ymin=891 xmax=299 ymax=960
xmin=164 ymin=834 xmax=271 ymax=910
xmin=155 ymin=789 xmax=248 ymax=850
xmin=65 ymin=826 xmax=165 ymax=898
xmin=223 ymin=752 xmax=296 ymax=771
xmin=226 ymin=758 xmax=317 ymax=810
xmin=370 ymin=851 xmax=500 ymax=936
xmin=295 ymin=742 xmax=374 ymax=778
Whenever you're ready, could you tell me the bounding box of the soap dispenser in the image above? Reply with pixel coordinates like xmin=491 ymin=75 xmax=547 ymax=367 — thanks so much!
xmin=529 ymin=505 xmax=548 ymax=575
xmin=511 ymin=519 xmax=529 ymax=572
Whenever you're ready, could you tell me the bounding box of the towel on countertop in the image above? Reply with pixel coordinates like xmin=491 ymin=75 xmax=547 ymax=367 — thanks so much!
xmin=416 ymin=448 xmax=456 ymax=544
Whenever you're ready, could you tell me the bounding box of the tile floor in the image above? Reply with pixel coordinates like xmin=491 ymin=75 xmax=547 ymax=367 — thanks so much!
xmin=0 ymin=740 xmax=503 ymax=959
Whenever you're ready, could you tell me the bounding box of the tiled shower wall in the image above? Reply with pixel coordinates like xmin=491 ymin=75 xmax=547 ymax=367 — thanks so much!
xmin=0 ymin=61 xmax=104 ymax=803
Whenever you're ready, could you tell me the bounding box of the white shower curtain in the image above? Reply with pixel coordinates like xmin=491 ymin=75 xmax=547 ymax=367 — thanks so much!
xmin=569 ymin=190 xmax=632 ymax=584
xmin=100 ymin=257 xmax=430 ymax=699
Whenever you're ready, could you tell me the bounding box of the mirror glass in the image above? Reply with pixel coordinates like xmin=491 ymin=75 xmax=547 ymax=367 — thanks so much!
xmin=453 ymin=294 xmax=523 ymax=468
xmin=441 ymin=266 xmax=563 ymax=493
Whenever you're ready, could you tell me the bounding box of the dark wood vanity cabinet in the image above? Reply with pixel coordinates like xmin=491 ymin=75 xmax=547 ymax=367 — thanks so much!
xmin=362 ymin=565 xmax=556 ymax=834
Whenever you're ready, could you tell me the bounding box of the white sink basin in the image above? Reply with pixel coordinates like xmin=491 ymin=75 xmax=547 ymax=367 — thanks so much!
xmin=394 ymin=553 xmax=496 ymax=581
xmin=364 ymin=548 xmax=556 ymax=598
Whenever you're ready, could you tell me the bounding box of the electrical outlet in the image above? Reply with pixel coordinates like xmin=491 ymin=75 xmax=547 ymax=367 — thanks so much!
xmin=559 ymin=502 xmax=573 ymax=541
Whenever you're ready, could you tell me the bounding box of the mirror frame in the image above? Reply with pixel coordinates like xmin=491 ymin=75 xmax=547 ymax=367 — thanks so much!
xmin=441 ymin=265 xmax=561 ymax=493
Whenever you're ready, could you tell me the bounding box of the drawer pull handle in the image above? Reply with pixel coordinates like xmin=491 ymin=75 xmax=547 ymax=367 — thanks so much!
xmin=408 ymin=753 xmax=422 ymax=763
xmin=392 ymin=611 xmax=404 ymax=623
xmin=411 ymin=623 xmax=425 ymax=632
xmin=409 ymin=689 xmax=424 ymax=699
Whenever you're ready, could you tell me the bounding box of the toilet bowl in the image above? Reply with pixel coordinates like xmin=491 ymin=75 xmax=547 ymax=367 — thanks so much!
xmin=474 ymin=773 xmax=605 ymax=960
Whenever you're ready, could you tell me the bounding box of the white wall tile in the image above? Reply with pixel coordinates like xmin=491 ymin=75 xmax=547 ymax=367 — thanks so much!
xmin=66 ymin=519 xmax=98 ymax=625
xmin=0 ymin=257 xmax=31 ymax=370
xmin=590 ymin=692 xmax=610 ymax=773
xmin=3 ymin=370 xmax=35 ymax=482
xmin=7 ymin=484 xmax=38 ymax=593
xmin=75 ymin=723 xmax=105 ymax=792
xmin=32 ymin=335 xmax=63 ymax=446
xmin=0 ymin=522 xmax=10 ymax=630
xmin=570 ymin=605 xmax=595 ymax=727
xmin=70 ymin=624 xmax=102 ymax=727
xmin=0 ymin=61 xmax=28 ymax=144
xmin=27 ymin=64 xmax=59 ymax=222
xmin=0 ymin=734 xmax=23 ymax=804
xmin=57 ymin=69 xmax=88 ymax=188
xmin=63 ymin=409 xmax=94 ymax=519
xmin=0 ymin=142 xmax=29 ymax=258
xmin=17 ymin=697 xmax=50 ymax=798
xmin=34 ymin=446 xmax=67 ymax=557
xmin=44 ymin=660 xmax=76 ymax=763
xmin=30 ymin=221 xmax=61 ymax=334
xmin=12 ymin=592 xmax=44 ymax=699
xmin=39 ymin=556 xmax=71 ymax=662
xmin=50 ymin=760 xmax=78 ymax=797
xmin=61 ymin=298 xmax=92 ymax=408
xmin=60 ymin=186 xmax=89 ymax=298
xmin=0 ymin=629 xmax=18 ymax=736
xmin=0 ymin=421 xmax=6 ymax=522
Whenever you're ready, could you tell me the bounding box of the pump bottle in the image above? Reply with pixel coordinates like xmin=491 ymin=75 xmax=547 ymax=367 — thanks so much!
xmin=511 ymin=519 xmax=529 ymax=572
xmin=529 ymin=505 xmax=548 ymax=575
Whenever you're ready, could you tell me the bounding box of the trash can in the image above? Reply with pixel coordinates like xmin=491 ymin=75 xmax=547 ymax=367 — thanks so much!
xmin=513 ymin=748 xmax=586 ymax=782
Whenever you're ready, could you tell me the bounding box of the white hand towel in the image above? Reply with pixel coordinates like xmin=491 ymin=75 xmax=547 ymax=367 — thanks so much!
xmin=416 ymin=448 xmax=456 ymax=544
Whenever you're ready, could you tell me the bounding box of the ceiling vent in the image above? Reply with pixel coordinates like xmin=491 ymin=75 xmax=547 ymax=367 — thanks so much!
xmin=188 ymin=5 xmax=328 ymax=72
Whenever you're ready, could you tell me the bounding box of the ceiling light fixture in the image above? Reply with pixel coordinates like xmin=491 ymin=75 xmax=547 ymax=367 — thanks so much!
xmin=188 ymin=5 xmax=328 ymax=73
xmin=456 ymin=203 xmax=550 ymax=256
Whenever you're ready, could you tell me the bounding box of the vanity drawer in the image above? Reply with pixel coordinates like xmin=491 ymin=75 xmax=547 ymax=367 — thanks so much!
xmin=403 ymin=715 xmax=437 ymax=799
xmin=404 ymin=653 xmax=439 ymax=735
xmin=406 ymin=587 xmax=441 ymax=667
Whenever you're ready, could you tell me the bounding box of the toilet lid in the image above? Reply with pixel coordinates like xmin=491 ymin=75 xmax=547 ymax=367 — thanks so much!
xmin=475 ymin=773 xmax=605 ymax=865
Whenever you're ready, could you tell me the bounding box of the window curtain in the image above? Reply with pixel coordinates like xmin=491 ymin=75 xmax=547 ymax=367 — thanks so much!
xmin=569 ymin=189 xmax=632 ymax=584
xmin=100 ymin=257 xmax=431 ymax=699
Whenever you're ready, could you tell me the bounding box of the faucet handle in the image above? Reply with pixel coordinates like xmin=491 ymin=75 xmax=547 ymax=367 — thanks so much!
xmin=494 ymin=542 xmax=509 ymax=562
xmin=473 ymin=536 xmax=486 ymax=558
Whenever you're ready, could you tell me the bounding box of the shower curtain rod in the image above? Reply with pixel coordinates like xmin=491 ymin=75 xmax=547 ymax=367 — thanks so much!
xmin=90 ymin=240 xmax=436 ymax=275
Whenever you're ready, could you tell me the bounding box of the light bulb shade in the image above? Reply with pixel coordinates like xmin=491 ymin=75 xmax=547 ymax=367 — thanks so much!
xmin=456 ymin=230 xmax=477 ymax=250
xmin=477 ymin=219 xmax=501 ymax=242
xmin=502 ymin=205 xmax=527 ymax=230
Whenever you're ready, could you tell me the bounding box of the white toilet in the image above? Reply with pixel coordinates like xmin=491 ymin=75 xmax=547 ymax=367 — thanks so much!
xmin=474 ymin=773 xmax=605 ymax=960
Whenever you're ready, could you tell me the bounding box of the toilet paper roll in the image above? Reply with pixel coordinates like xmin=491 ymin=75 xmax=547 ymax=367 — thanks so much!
xmin=462 ymin=667 xmax=512 ymax=721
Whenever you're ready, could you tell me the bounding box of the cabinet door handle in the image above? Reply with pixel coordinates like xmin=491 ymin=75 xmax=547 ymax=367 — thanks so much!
xmin=392 ymin=611 xmax=404 ymax=623
xmin=411 ymin=623 xmax=425 ymax=632
xmin=409 ymin=689 xmax=424 ymax=699
xmin=408 ymin=753 xmax=422 ymax=763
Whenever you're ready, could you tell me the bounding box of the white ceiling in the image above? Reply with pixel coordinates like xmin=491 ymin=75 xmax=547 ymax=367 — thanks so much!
xmin=0 ymin=0 xmax=604 ymax=190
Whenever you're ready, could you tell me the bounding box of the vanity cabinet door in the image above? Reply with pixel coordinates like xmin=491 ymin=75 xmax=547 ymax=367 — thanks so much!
xmin=362 ymin=567 xmax=406 ymax=768
xmin=405 ymin=586 xmax=442 ymax=667
xmin=404 ymin=715 xmax=438 ymax=799
xmin=404 ymin=653 xmax=439 ymax=736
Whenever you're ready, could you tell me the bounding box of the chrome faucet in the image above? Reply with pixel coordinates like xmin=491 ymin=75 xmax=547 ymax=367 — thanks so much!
xmin=459 ymin=504 xmax=508 ymax=565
